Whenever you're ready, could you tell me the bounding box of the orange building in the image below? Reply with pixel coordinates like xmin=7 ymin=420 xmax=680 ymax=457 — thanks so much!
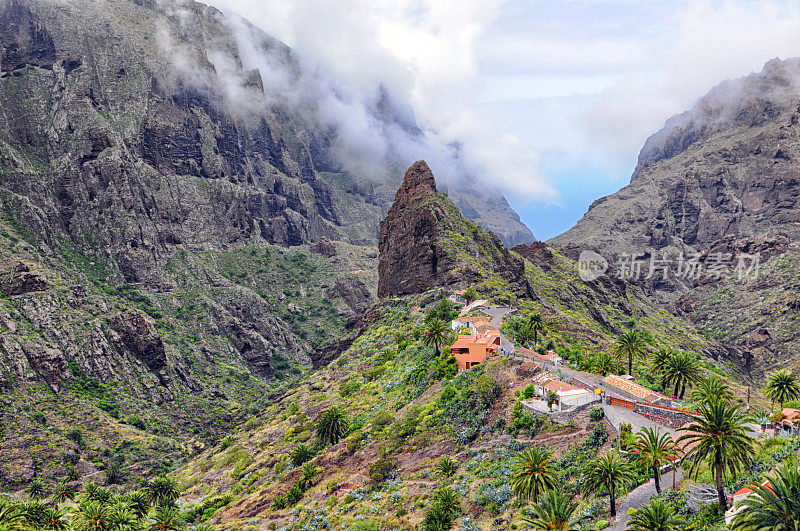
xmin=450 ymin=331 xmax=501 ymax=371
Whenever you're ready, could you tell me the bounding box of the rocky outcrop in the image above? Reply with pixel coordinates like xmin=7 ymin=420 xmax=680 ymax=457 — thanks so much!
xmin=378 ymin=161 xmax=528 ymax=298
xmin=551 ymin=57 xmax=800 ymax=375
xmin=108 ymin=310 xmax=166 ymax=373
xmin=1 ymin=261 xmax=48 ymax=295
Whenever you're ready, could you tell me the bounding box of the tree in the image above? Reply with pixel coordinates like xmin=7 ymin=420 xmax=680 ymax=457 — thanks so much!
xmin=764 ymin=369 xmax=800 ymax=411
xmin=52 ymin=481 xmax=74 ymax=504
xmin=581 ymin=451 xmax=634 ymax=517
xmin=510 ymin=446 xmax=556 ymax=503
xmin=71 ymin=501 xmax=111 ymax=531
xmin=0 ymin=502 xmax=26 ymax=531
xmin=435 ymin=456 xmax=458 ymax=478
xmin=147 ymin=505 xmax=182 ymax=531
xmin=627 ymin=499 xmax=686 ymax=531
xmin=463 ymin=287 xmax=477 ymax=304
xmin=422 ymin=487 xmax=459 ymax=530
xmin=317 ymin=406 xmax=349 ymax=445
xmin=299 ymin=462 xmax=321 ymax=490
xmin=291 ymin=443 xmax=315 ymax=466
xmin=546 ymin=391 xmax=558 ymax=412
xmin=521 ymin=490 xmax=579 ymax=531
xmin=611 ymin=330 xmax=647 ymax=376
xmin=635 ymin=427 xmax=676 ymax=494
xmin=515 ymin=325 xmax=536 ymax=349
xmin=422 ymin=318 xmax=450 ymax=356
xmin=26 ymin=479 xmax=46 ymax=500
xmin=39 ymin=506 xmax=68 ymax=530
xmin=526 ymin=313 xmax=546 ymax=346
xmin=663 ymin=351 xmax=703 ymax=399
xmin=730 ymin=465 xmax=800 ymax=529
xmin=676 ymin=399 xmax=754 ymax=509
xmin=142 ymin=476 xmax=179 ymax=508
xmin=592 ymin=352 xmax=616 ymax=376
xmin=650 ymin=347 xmax=676 ymax=390
xmin=690 ymin=376 xmax=734 ymax=404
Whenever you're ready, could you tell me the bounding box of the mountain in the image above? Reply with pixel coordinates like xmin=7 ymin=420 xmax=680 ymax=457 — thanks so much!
xmin=172 ymin=161 xmax=743 ymax=529
xmin=377 ymin=161 xmax=528 ymax=300
xmin=551 ymin=57 xmax=800 ymax=375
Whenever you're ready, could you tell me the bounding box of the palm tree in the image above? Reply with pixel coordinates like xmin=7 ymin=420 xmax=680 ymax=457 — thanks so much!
xmin=299 ymin=462 xmax=321 ymax=490
xmin=39 ymin=507 xmax=68 ymax=530
xmin=121 ymin=490 xmax=150 ymax=519
xmin=431 ymin=486 xmax=459 ymax=517
xmin=71 ymin=501 xmax=111 ymax=531
xmin=516 ymin=325 xmax=536 ymax=349
xmin=317 ymin=406 xmax=349 ymax=445
xmin=611 ymin=330 xmax=647 ymax=375
xmin=581 ymin=451 xmax=634 ymax=517
xmin=763 ymin=369 xmax=800 ymax=411
xmin=664 ymin=351 xmax=703 ymax=399
xmin=592 ymin=352 xmax=616 ymax=377
xmin=52 ymin=481 xmax=74 ymax=504
xmin=510 ymin=446 xmax=556 ymax=503
xmin=730 ymin=465 xmax=800 ymax=529
xmin=26 ymin=479 xmax=46 ymax=500
xmin=676 ymin=398 xmax=754 ymax=509
xmin=422 ymin=318 xmax=449 ymax=356
xmin=291 ymin=443 xmax=315 ymax=466
xmin=635 ymin=427 xmax=676 ymax=494
xmin=435 ymin=456 xmax=458 ymax=478
xmin=690 ymin=376 xmax=734 ymax=404
xmin=142 ymin=476 xmax=179 ymax=508
xmin=650 ymin=347 xmax=676 ymax=390
xmin=627 ymin=499 xmax=686 ymax=531
xmin=0 ymin=502 xmax=26 ymax=531
xmin=147 ymin=505 xmax=182 ymax=531
xmin=520 ymin=490 xmax=579 ymax=530
xmin=526 ymin=313 xmax=546 ymax=346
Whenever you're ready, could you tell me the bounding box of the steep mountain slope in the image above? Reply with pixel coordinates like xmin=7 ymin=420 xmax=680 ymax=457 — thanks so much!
xmin=0 ymin=0 xmax=534 ymax=488
xmin=174 ymin=161 xmax=746 ymax=529
xmin=551 ymin=57 xmax=800 ymax=375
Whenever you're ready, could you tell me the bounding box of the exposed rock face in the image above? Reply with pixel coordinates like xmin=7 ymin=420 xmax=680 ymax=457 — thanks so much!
xmin=2 ymin=261 xmax=48 ymax=295
xmin=551 ymin=57 xmax=800 ymax=374
xmin=378 ymin=161 xmax=528 ymax=298
xmin=108 ymin=310 xmax=166 ymax=373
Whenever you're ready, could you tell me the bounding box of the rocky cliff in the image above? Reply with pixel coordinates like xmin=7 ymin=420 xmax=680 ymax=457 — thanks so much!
xmin=551 ymin=57 xmax=800 ymax=374
xmin=378 ymin=161 xmax=528 ymax=299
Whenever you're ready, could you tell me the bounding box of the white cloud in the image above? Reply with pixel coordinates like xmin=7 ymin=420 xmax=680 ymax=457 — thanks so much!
xmin=201 ymin=0 xmax=557 ymax=200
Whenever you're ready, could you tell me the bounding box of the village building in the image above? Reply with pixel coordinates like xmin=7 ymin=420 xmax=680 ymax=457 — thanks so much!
xmin=529 ymin=373 xmax=594 ymax=411
xmin=449 ymin=329 xmax=501 ymax=371
xmin=448 ymin=289 xmax=468 ymax=305
xmin=778 ymin=407 xmax=800 ymax=436
xmin=517 ymin=347 xmax=564 ymax=366
xmin=725 ymin=479 xmax=772 ymax=526
xmin=601 ymin=374 xmax=671 ymax=405
xmin=459 ymin=299 xmax=490 ymax=316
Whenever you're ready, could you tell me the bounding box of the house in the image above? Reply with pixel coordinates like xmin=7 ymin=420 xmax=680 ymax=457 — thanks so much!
xmin=448 ymin=289 xmax=468 ymax=305
xmin=725 ymin=479 xmax=772 ymax=526
xmin=518 ymin=347 xmax=563 ymax=366
xmin=459 ymin=299 xmax=489 ymax=316
xmin=778 ymin=408 xmax=800 ymax=435
xmin=450 ymin=330 xmax=501 ymax=371
xmin=602 ymin=375 xmax=670 ymax=405
xmin=531 ymin=374 xmax=593 ymax=411
xmin=450 ymin=315 xmax=494 ymax=334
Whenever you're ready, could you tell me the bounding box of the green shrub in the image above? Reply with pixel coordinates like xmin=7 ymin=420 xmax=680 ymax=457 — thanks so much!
xmin=369 ymin=458 xmax=396 ymax=482
xmin=522 ymin=384 xmax=537 ymax=399
xmin=589 ymin=408 xmax=604 ymax=422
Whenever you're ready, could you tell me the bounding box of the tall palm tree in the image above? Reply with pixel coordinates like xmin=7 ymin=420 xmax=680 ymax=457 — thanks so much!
xmin=763 ymin=369 xmax=800 ymax=411
xmin=516 ymin=325 xmax=536 ymax=349
xmin=299 ymin=462 xmax=321 ymax=490
xmin=730 ymin=465 xmax=800 ymax=529
xmin=650 ymin=347 xmax=676 ymax=390
xmin=581 ymin=451 xmax=634 ymax=517
xmin=422 ymin=318 xmax=449 ymax=356
xmin=676 ymin=398 xmax=754 ymax=509
xmin=690 ymin=376 xmax=734 ymax=404
xmin=664 ymin=351 xmax=703 ymax=399
xmin=510 ymin=446 xmax=556 ymax=503
xmin=142 ymin=476 xmax=179 ymax=508
xmin=317 ymin=406 xmax=349 ymax=445
xmin=71 ymin=501 xmax=112 ymax=531
xmin=635 ymin=427 xmax=676 ymax=494
xmin=627 ymin=499 xmax=686 ymax=531
xmin=592 ymin=352 xmax=616 ymax=377
xmin=147 ymin=505 xmax=182 ymax=531
xmin=521 ymin=490 xmax=580 ymax=531
xmin=526 ymin=313 xmax=546 ymax=346
xmin=39 ymin=506 xmax=68 ymax=530
xmin=611 ymin=330 xmax=647 ymax=376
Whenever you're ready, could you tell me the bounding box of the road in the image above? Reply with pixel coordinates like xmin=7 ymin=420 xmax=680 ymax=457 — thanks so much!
xmin=610 ymin=468 xmax=684 ymax=531
xmin=482 ymin=305 xmax=518 ymax=356
xmin=602 ymin=403 xmax=677 ymax=435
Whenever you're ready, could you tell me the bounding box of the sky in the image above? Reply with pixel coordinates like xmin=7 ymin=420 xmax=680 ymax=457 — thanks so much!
xmin=205 ymin=0 xmax=800 ymax=239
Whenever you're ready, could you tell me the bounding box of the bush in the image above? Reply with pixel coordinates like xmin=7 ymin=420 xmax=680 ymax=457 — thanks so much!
xmin=589 ymin=408 xmax=604 ymax=422
xmin=286 ymin=483 xmax=304 ymax=505
xmin=369 ymin=458 xmax=396 ymax=482
xmin=522 ymin=384 xmax=537 ymax=399
xmin=66 ymin=428 xmax=85 ymax=448
xmin=339 ymin=379 xmax=362 ymax=397
xmin=125 ymin=416 xmax=146 ymax=430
